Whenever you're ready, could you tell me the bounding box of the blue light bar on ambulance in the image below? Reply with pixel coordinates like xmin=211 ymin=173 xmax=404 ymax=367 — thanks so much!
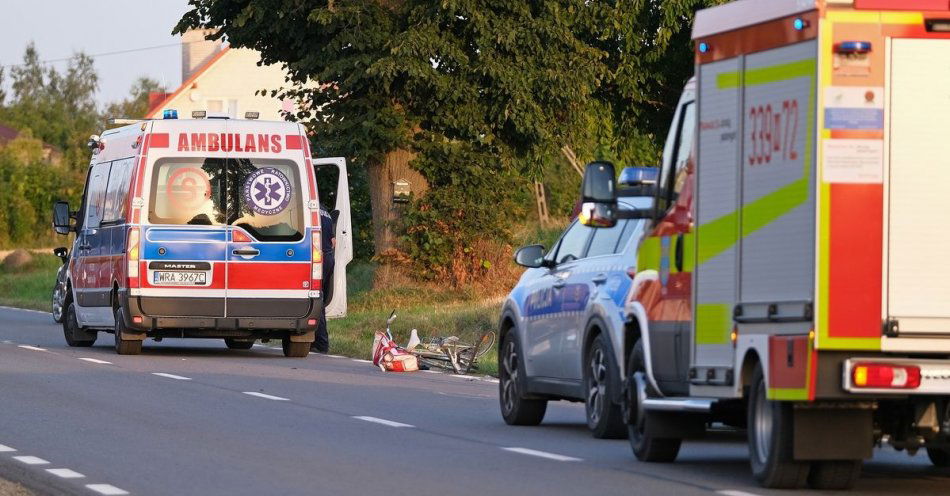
xmin=793 ymin=18 xmax=809 ymax=31
xmin=619 ymin=167 xmax=659 ymax=187
xmin=836 ymin=41 xmax=872 ymax=55
xmin=698 ymin=42 xmax=710 ymax=53
xmin=162 ymin=109 xmax=179 ymax=119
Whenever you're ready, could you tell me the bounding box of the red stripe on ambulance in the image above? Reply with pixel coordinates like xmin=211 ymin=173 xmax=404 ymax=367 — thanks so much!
xmin=227 ymin=263 xmax=310 ymax=290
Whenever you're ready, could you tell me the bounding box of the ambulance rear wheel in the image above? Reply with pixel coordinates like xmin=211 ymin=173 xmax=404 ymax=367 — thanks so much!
xmin=225 ymin=339 xmax=255 ymax=350
xmin=113 ymin=307 xmax=142 ymax=355
xmin=282 ymin=338 xmax=309 ymax=357
xmin=808 ymin=460 xmax=862 ymax=490
xmin=927 ymin=447 xmax=950 ymax=467
xmin=63 ymin=303 xmax=96 ymax=347
xmin=748 ymin=364 xmax=809 ymax=488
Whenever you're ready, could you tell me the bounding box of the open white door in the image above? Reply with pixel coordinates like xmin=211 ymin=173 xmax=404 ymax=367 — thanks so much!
xmin=314 ymin=157 xmax=352 ymax=318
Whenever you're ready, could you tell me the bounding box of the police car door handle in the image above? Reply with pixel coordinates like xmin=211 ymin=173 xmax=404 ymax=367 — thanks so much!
xmin=552 ymin=280 xmax=566 ymax=289
xmin=592 ymin=273 xmax=608 ymax=284
xmin=232 ymin=248 xmax=260 ymax=257
xmin=78 ymin=244 xmax=91 ymax=251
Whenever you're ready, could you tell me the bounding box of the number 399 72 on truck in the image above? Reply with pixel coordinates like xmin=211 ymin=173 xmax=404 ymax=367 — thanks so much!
xmin=577 ymin=0 xmax=950 ymax=490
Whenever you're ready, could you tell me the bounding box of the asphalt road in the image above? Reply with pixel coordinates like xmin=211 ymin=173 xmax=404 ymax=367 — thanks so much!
xmin=0 ymin=307 xmax=947 ymax=496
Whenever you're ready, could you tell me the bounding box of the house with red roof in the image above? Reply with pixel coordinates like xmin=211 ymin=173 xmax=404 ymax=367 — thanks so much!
xmin=145 ymin=29 xmax=296 ymax=121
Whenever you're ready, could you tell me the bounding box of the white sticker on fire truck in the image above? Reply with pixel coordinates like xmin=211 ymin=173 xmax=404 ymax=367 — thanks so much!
xmin=824 ymin=86 xmax=884 ymax=130
xmin=822 ymin=139 xmax=883 ymax=184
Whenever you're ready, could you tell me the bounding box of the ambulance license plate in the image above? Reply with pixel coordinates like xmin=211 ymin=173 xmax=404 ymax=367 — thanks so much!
xmin=153 ymin=271 xmax=207 ymax=285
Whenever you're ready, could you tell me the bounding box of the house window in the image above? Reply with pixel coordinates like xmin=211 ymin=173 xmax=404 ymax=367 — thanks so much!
xmin=207 ymin=99 xmax=224 ymax=113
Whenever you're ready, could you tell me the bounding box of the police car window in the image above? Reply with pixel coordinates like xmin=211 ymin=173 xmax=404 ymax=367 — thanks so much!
xmin=227 ymin=158 xmax=304 ymax=242
xmin=586 ymin=220 xmax=627 ymax=258
xmin=85 ymin=162 xmax=111 ymax=229
xmin=614 ymin=219 xmax=641 ymax=254
xmin=149 ymin=158 xmax=227 ymax=226
xmin=103 ymin=158 xmax=134 ymax=223
xmin=554 ymin=220 xmax=592 ymax=264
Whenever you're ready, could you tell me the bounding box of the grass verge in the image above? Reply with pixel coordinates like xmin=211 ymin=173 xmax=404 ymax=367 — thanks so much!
xmin=0 ymin=253 xmax=59 ymax=312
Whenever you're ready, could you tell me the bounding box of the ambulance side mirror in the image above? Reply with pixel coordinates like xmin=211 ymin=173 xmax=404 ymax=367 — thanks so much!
xmin=53 ymin=201 xmax=72 ymax=235
xmin=579 ymin=161 xmax=619 ymax=228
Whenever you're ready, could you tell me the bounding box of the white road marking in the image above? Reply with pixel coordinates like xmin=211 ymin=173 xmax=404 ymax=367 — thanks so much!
xmin=326 ymin=354 xmax=345 ymax=359
xmin=242 ymin=392 xmax=290 ymax=401
xmin=502 ymin=447 xmax=582 ymax=462
xmin=78 ymin=358 xmax=112 ymax=365
xmin=352 ymin=416 xmax=414 ymax=428
xmin=152 ymin=373 xmax=191 ymax=381
xmin=717 ymin=491 xmax=765 ymax=496
xmin=13 ymin=456 xmax=49 ymax=465
xmin=482 ymin=378 xmax=500 ymax=384
xmin=1 ymin=340 xmax=12 ymax=344
xmin=17 ymin=345 xmax=46 ymax=352
xmin=0 ymin=306 xmax=48 ymax=315
xmin=0 ymin=444 xmax=15 ymax=452
xmin=46 ymin=468 xmax=84 ymax=479
xmin=86 ymin=484 xmax=129 ymax=495
xmin=351 ymin=359 xmax=372 ymax=363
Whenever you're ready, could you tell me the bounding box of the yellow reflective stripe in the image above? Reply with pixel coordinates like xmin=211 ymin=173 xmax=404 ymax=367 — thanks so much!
xmin=696 ymin=303 xmax=731 ymax=345
xmin=768 ymin=387 xmax=809 ymax=401
xmin=638 ymin=236 xmax=661 ymax=270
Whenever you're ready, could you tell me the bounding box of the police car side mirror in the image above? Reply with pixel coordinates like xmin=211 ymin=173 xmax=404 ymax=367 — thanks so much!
xmin=52 ymin=201 xmax=72 ymax=235
xmin=579 ymin=161 xmax=618 ymax=228
xmin=514 ymin=244 xmax=550 ymax=269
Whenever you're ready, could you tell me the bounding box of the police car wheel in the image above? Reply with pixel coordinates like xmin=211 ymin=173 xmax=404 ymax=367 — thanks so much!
xmin=282 ymin=338 xmax=309 ymax=357
xmin=113 ymin=307 xmax=142 ymax=355
xmin=626 ymin=340 xmax=680 ymax=462
xmin=498 ymin=332 xmax=546 ymax=426
xmin=63 ymin=303 xmax=96 ymax=347
xmin=748 ymin=364 xmax=809 ymax=488
xmin=584 ymin=333 xmax=626 ymax=439
xmin=225 ymin=339 xmax=255 ymax=350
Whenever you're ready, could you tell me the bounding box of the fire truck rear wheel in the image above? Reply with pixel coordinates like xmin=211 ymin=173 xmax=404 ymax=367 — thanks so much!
xmin=225 ymin=338 xmax=255 ymax=350
xmin=282 ymin=338 xmax=310 ymax=357
xmin=808 ymin=460 xmax=862 ymax=490
xmin=113 ymin=307 xmax=142 ymax=355
xmin=927 ymin=447 xmax=950 ymax=467
xmin=499 ymin=332 xmax=547 ymax=426
xmin=585 ymin=333 xmax=626 ymax=439
xmin=627 ymin=340 xmax=681 ymax=462
xmin=748 ymin=364 xmax=809 ymax=488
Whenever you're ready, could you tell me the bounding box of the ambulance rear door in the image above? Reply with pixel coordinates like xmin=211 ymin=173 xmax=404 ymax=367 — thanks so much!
xmin=225 ymin=121 xmax=312 ymax=319
xmin=312 ymin=157 xmax=352 ymax=318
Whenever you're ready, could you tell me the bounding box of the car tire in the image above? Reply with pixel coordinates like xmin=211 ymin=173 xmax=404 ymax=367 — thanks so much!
xmin=627 ymin=339 xmax=680 ymax=462
xmin=808 ymin=460 xmax=862 ymax=490
xmin=498 ymin=332 xmax=547 ymax=426
xmin=927 ymin=447 xmax=950 ymax=467
xmin=282 ymin=337 xmax=309 ymax=357
xmin=748 ymin=363 xmax=809 ymax=488
xmin=585 ymin=333 xmax=626 ymax=439
xmin=225 ymin=339 xmax=255 ymax=350
xmin=63 ymin=302 xmax=96 ymax=347
xmin=113 ymin=306 xmax=142 ymax=355
xmin=51 ymin=280 xmax=66 ymax=324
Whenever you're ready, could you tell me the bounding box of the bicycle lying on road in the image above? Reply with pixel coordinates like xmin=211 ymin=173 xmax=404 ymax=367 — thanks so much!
xmin=379 ymin=310 xmax=496 ymax=375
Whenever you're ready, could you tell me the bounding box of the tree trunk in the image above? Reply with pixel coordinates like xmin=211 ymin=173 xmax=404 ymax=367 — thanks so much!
xmin=366 ymin=147 xmax=428 ymax=286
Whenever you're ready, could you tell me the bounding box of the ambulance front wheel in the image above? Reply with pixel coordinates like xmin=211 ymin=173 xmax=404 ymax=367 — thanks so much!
xmin=63 ymin=303 xmax=96 ymax=347
xmin=113 ymin=307 xmax=142 ymax=355
xmin=748 ymin=364 xmax=809 ymax=489
xmin=282 ymin=337 xmax=310 ymax=358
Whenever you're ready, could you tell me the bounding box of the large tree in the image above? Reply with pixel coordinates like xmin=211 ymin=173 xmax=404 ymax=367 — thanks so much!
xmin=104 ymin=77 xmax=166 ymax=121
xmin=175 ymin=1 xmax=606 ymax=280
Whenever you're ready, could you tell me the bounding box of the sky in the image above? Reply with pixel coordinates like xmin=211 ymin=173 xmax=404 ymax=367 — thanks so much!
xmin=0 ymin=1 xmax=190 ymax=108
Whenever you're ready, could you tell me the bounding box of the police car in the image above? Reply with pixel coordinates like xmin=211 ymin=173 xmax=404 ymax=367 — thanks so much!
xmin=52 ymin=110 xmax=352 ymax=357
xmin=498 ymin=167 xmax=655 ymax=438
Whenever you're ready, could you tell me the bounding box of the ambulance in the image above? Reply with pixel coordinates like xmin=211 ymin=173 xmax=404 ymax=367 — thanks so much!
xmin=52 ymin=110 xmax=352 ymax=357
xmin=576 ymin=0 xmax=950 ymax=489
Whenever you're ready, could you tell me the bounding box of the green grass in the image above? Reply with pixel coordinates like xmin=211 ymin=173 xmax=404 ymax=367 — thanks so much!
xmin=0 ymin=254 xmax=60 ymax=312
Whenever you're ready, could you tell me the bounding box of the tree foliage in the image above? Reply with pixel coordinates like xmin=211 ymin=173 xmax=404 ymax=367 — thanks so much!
xmin=103 ymin=77 xmax=166 ymax=122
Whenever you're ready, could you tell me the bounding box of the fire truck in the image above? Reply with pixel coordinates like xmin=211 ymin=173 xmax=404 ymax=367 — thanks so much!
xmin=578 ymin=0 xmax=950 ymax=489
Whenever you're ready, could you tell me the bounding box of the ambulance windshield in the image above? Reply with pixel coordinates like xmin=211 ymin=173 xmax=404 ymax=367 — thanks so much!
xmin=149 ymin=158 xmax=305 ymax=242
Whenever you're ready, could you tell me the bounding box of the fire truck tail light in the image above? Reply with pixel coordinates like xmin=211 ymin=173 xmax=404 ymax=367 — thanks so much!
xmin=852 ymin=363 xmax=921 ymax=389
